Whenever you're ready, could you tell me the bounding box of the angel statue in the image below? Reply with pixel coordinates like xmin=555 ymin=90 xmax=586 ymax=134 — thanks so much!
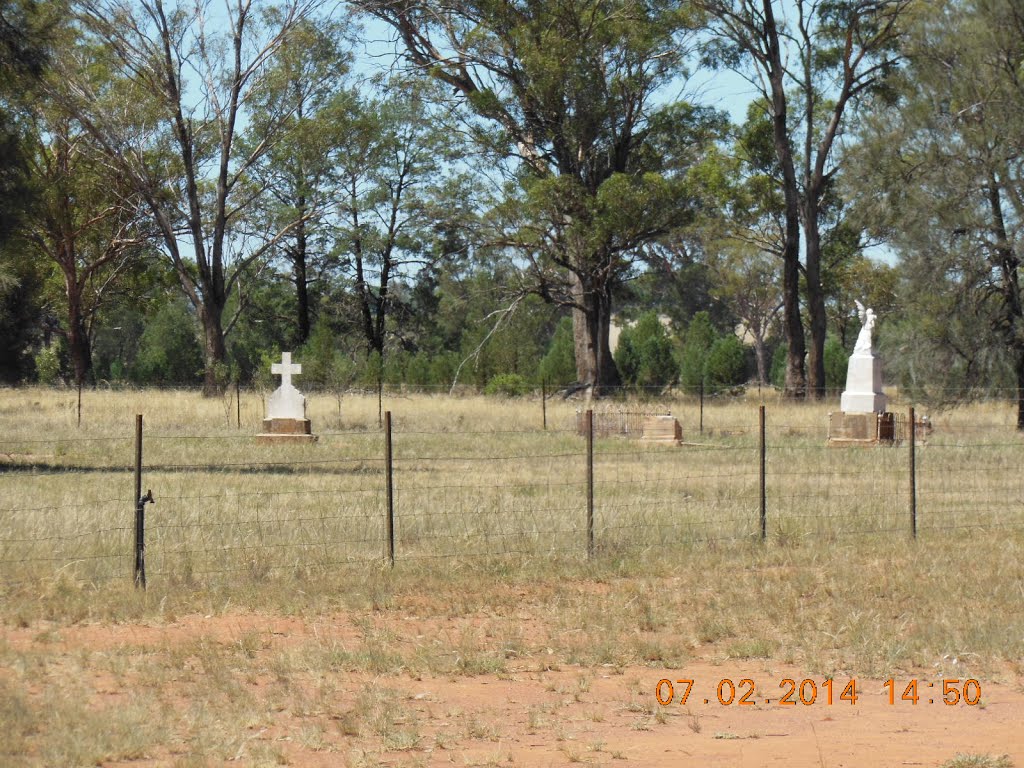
xmin=853 ymin=300 xmax=876 ymax=355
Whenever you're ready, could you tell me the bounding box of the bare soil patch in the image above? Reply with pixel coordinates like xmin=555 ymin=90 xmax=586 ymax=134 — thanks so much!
xmin=4 ymin=610 xmax=1021 ymax=766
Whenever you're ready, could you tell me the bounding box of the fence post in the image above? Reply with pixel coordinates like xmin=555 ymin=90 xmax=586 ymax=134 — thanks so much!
xmin=586 ymin=408 xmax=594 ymax=558
xmin=377 ymin=378 xmax=384 ymax=428
xmin=759 ymin=404 xmax=766 ymax=542
xmin=133 ymin=414 xmax=146 ymax=588
xmin=77 ymin=381 xmax=83 ymax=428
xmin=235 ymin=380 xmax=241 ymax=429
xmin=909 ymin=406 xmax=917 ymax=539
xmin=384 ymin=410 xmax=395 ymax=567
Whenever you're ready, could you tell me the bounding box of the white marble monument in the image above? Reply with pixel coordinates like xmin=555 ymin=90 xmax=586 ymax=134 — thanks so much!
xmin=257 ymin=351 xmax=317 ymax=443
xmin=839 ymin=301 xmax=887 ymax=414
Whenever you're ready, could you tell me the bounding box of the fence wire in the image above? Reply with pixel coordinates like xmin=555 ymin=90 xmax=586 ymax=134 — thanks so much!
xmin=2 ymin=410 xmax=1024 ymax=585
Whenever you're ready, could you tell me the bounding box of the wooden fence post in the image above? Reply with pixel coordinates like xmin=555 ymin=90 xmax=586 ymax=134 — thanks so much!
xmin=909 ymin=406 xmax=917 ymax=539
xmin=133 ymin=414 xmax=146 ymax=588
xmin=385 ymin=410 xmax=395 ymax=566
xmin=586 ymin=409 xmax=594 ymax=558
xmin=759 ymin=405 xmax=767 ymax=542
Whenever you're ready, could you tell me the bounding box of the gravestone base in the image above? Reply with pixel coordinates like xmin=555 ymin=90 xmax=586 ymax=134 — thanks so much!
xmin=641 ymin=415 xmax=683 ymax=445
xmin=256 ymin=418 xmax=318 ymax=445
xmin=827 ymin=411 xmax=902 ymax=447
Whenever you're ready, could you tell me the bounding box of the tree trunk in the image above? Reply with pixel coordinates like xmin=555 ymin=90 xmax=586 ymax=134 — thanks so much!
xmin=804 ymin=211 xmax=827 ymax=399
xmin=293 ymin=205 xmax=311 ymax=345
xmin=782 ymin=253 xmax=806 ymax=398
xmin=60 ymin=255 xmax=92 ymax=386
xmin=570 ymin=272 xmax=621 ymax=395
xmin=754 ymin=334 xmax=768 ymax=386
xmin=763 ymin=0 xmax=806 ymax=399
xmin=66 ymin=297 xmax=91 ymax=386
xmin=1016 ymin=349 xmax=1024 ymax=432
xmin=200 ymin=304 xmax=227 ymax=396
xmin=986 ymin=179 xmax=1024 ymax=429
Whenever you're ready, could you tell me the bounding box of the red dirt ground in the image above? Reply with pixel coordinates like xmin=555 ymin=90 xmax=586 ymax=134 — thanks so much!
xmin=4 ymin=612 xmax=1022 ymax=766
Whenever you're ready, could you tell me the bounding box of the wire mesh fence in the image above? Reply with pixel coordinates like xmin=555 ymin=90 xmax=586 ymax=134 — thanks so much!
xmin=2 ymin=403 xmax=1024 ymax=587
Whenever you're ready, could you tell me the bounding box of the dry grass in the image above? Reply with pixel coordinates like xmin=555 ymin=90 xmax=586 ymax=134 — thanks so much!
xmin=2 ymin=386 xmax=1024 ymax=763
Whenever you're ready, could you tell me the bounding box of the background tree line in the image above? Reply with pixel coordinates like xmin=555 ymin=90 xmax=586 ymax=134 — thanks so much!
xmin=1 ymin=0 xmax=1023 ymax=424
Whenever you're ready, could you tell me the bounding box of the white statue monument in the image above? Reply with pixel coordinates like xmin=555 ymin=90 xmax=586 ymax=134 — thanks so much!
xmin=257 ymin=351 xmax=317 ymax=443
xmin=840 ymin=301 xmax=886 ymax=414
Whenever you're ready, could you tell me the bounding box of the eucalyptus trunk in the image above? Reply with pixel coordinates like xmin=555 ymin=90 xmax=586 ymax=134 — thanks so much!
xmin=570 ymin=272 xmax=621 ymax=394
xmin=804 ymin=207 xmax=828 ymax=399
xmin=200 ymin=305 xmax=227 ymax=395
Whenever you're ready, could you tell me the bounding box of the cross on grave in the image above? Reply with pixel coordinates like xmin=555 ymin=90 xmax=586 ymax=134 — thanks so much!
xmin=258 ymin=350 xmax=317 ymax=443
xmin=271 ymin=351 xmax=302 ymax=389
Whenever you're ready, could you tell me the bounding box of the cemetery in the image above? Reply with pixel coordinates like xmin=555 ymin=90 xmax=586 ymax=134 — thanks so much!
xmin=3 ymin=0 xmax=1024 ymax=764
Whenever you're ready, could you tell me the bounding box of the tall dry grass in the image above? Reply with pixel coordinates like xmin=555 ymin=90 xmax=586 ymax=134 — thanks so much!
xmin=1 ymin=385 xmax=1023 ymax=676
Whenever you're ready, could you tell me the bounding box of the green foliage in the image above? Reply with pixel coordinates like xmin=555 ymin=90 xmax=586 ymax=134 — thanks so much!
xmin=703 ymin=335 xmax=747 ymax=393
xmin=298 ymin=319 xmax=355 ymax=390
xmin=538 ymin=316 xmax=576 ymax=386
xmin=0 ymin=247 xmax=43 ymax=382
xmin=770 ymin=344 xmax=787 ymax=390
xmin=226 ymin=277 xmax=296 ymax=384
xmin=614 ymin=311 xmax=677 ymax=391
xmin=360 ymin=350 xmax=384 ymax=389
xmin=33 ymin=342 xmax=61 ymax=384
xmin=771 ymin=339 xmax=848 ymax=391
xmin=131 ymin=300 xmax=203 ymax=386
xmin=846 ymin=0 xmax=1024 ymax=418
xmin=679 ymin=312 xmax=718 ymax=391
xmin=253 ymin=348 xmax=279 ymax=392
xmin=824 ymin=337 xmax=849 ymax=391
xmin=484 ymin=373 xmax=530 ymax=397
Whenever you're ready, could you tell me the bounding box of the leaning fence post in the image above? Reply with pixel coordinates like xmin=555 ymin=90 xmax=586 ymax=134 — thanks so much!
xmin=384 ymin=410 xmax=395 ymax=567
xmin=909 ymin=406 xmax=917 ymax=539
xmin=759 ymin=404 xmax=767 ymax=542
xmin=586 ymin=408 xmax=594 ymax=558
xmin=133 ymin=414 xmax=146 ymax=588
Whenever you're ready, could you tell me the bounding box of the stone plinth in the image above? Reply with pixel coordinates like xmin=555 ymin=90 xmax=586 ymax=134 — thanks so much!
xmin=828 ymin=412 xmax=901 ymax=446
xmin=840 ymin=351 xmax=886 ymax=414
xmin=641 ymin=416 xmax=682 ymax=445
xmin=256 ymin=417 xmax=317 ymax=444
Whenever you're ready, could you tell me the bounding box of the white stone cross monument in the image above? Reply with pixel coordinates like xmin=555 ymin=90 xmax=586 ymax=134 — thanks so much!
xmin=258 ymin=351 xmax=316 ymax=443
xmin=268 ymin=352 xmax=305 ymax=420
xmin=840 ymin=300 xmax=887 ymax=414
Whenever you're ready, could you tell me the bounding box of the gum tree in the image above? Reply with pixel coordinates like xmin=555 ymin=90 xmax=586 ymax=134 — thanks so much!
xmin=24 ymin=112 xmax=152 ymax=384
xmin=849 ymin=0 xmax=1024 ymax=428
xmin=698 ymin=0 xmax=912 ymax=397
xmin=61 ymin=0 xmax=323 ymax=393
xmin=352 ymin=0 xmax=715 ymax=393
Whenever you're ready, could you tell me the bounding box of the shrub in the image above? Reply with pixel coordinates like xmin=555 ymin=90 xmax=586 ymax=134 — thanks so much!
xmin=34 ymin=342 xmax=62 ymax=384
xmin=824 ymin=337 xmax=849 ymax=390
xmin=132 ymin=299 xmax=203 ymax=385
xmin=538 ymin=316 xmax=577 ymax=386
xmin=679 ymin=311 xmax=718 ymax=391
xmin=704 ymin=335 xmax=748 ymax=393
xmin=484 ymin=372 xmax=531 ymax=397
xmin=770 ymin=343 xmax=787 ymax=389
xmin=614 ymin=311 xmax=677 ymax=391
